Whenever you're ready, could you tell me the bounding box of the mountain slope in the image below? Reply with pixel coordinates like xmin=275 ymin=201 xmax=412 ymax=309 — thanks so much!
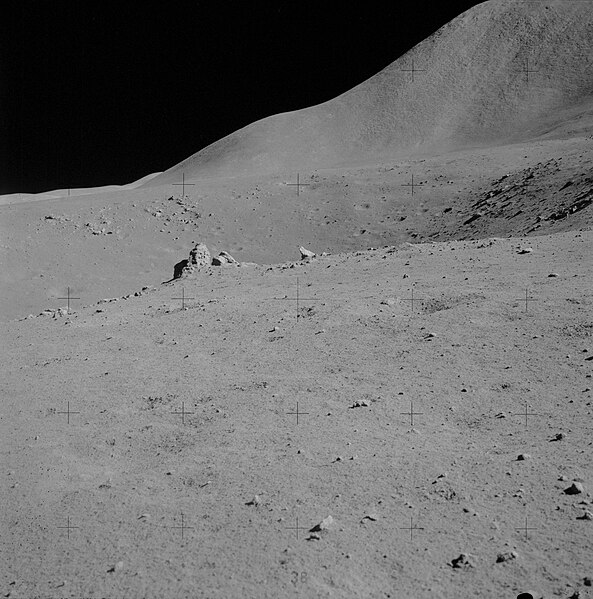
xmin=146 ymin=0 xmax=593 ymax=185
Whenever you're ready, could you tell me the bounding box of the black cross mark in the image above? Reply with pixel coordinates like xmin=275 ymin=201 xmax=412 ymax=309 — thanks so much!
xmin=173 ymin=173 xmax=195 ymax=198
xmin=515 ymin=288 xmax=537 ymax=312
xmin=285 ymin=515 xmax=310 ymax=540
xmin=171 ymin=287 xmax=195 ymax=310
xmin=57 ymin=287 xmax=80 ymax=312
xmin=402 ymin=288 xmax=425 ymax=314
xmin=170 ymin=402 xmax=195 ymax=425
xmin=57 ymin=516 xmax=80 ymax=539
xmin=516 ymin=58 xmax=538 ymax=84
xmin=170 ymin=512 xmax=194 ymax=539
xmin=56 ymin=401 xmax=80 ymax=424
xmin=400 ymin=516 xmax=425 ymax=541
xmin=285 ymin=173 xmax=311 ymax=196
xmin=272 ymin=277 xmax=323 ymax=322
xmin=401 ymin=400 xmax=423 ymax=426
xmin=516 ymin=516 xmax=538 ymax=540
xmin=401 ymin=173 xmax=423 ymax=196
xmin=286 ymin=402 xmax=310 ymax=425
xmin=401 ymin=59 xmax=426 ymax=82
xmin=512 ymin=402 xmax=542 ymax=428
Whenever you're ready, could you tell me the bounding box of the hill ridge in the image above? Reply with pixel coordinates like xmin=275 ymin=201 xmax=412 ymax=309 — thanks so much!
xmin=145 ymin=0 xmax=593 ymax=185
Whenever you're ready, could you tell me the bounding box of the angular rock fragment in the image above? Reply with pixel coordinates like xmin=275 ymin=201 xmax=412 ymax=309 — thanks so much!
xmin=309 ymin=515 xmax=333 ymax=532
xmin=211 ymin=251 xmax=239 ymax=266
xmin=564 ymin=482 xmax=584 ymax=495
xmin=299 ymin=246 xmax=316 ymax=260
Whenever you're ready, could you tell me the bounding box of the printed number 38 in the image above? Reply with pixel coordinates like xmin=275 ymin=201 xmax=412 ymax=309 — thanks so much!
xmin=291 ymin=571 xmax=307 ymax=584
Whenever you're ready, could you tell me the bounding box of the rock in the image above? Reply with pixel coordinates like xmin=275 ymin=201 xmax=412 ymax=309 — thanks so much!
xmin=565 ymin=482 xmax=584 ymax=495
xmin=380 ymin=298 xmax=396 ymax=306
xmin=299 ymin=246 xmax=316 ymax=260
xmin=245 ymin=495 xmax=261 ymax=506
xmin=552 ymin=432 xmax=565 ymax=441
xmin=584 ymin=576 xmax=592 ymax=586
xmin=309 ymin=515 xmax=333 ymax=532
xmin=577 ymin=510 xmax=593 ymax=520
xmin=496 ymin=550 xmax=518 ymax=563
xmin=350 ymin=400 xmax=369 ymax=408
xmin=173 ymin=243 xmax=211 ymax=279
xmin=517 ymin=592 xmax=539 ymax=599
xmin=517 ymin=453 xmax=531 ymax=461
xmin=107 ymin=561 xmax=124 ymax=573
xmin=517 ymin=247 xmax=533 ymax=254
xmin=548 ymin=273 xmax=559 ymax=277
xmin=450 ymin=553 xmax=473 ymax=569
xmin=211 ymin=251 xmax=238 ymax=266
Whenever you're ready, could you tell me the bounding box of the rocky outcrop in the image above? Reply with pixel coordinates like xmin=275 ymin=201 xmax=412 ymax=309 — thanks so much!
xmin=173 ymin=242 xmax=211 ymax=279
xmin=172 ymin=245 xmax=244 ymax=279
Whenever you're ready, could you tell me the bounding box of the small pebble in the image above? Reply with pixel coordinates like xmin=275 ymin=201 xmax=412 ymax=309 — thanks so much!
xmin=350 ymin=400 xmax=369 ymax=408
xmin=451 ymin=553 xmax=473 ymax=569
xmin=517 ymin=453 xmax=531 ymax=461
xmin=496 ymin=550 xmax=518 ymax=563
xmin=107 ymin=561 xmax=124 ymax=573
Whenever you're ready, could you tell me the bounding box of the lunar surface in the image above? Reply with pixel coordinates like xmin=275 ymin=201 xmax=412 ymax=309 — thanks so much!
xmin=1 ymin=2 xmax=592 ymax=598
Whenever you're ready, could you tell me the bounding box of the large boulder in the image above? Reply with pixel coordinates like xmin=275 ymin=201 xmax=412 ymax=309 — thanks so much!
xmin=173 ymin=242 xmax=211 ymax=279
xmin=211 ymin=250 xmax=239 ymax=266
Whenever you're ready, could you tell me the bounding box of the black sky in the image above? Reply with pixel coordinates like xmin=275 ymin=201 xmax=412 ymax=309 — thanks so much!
xmin=1 ymin=1 xmax=482 ymax=194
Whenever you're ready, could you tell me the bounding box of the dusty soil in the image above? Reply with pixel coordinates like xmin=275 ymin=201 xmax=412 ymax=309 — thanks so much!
xmin=2 ymin=2 xmax=592 ymax=597
xmin=2 ymin=230 xmax=592 ymax=598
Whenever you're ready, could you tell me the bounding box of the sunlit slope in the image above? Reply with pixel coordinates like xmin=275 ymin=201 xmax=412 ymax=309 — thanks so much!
xmin=146 ymin=0 xmax=593 ymax=185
